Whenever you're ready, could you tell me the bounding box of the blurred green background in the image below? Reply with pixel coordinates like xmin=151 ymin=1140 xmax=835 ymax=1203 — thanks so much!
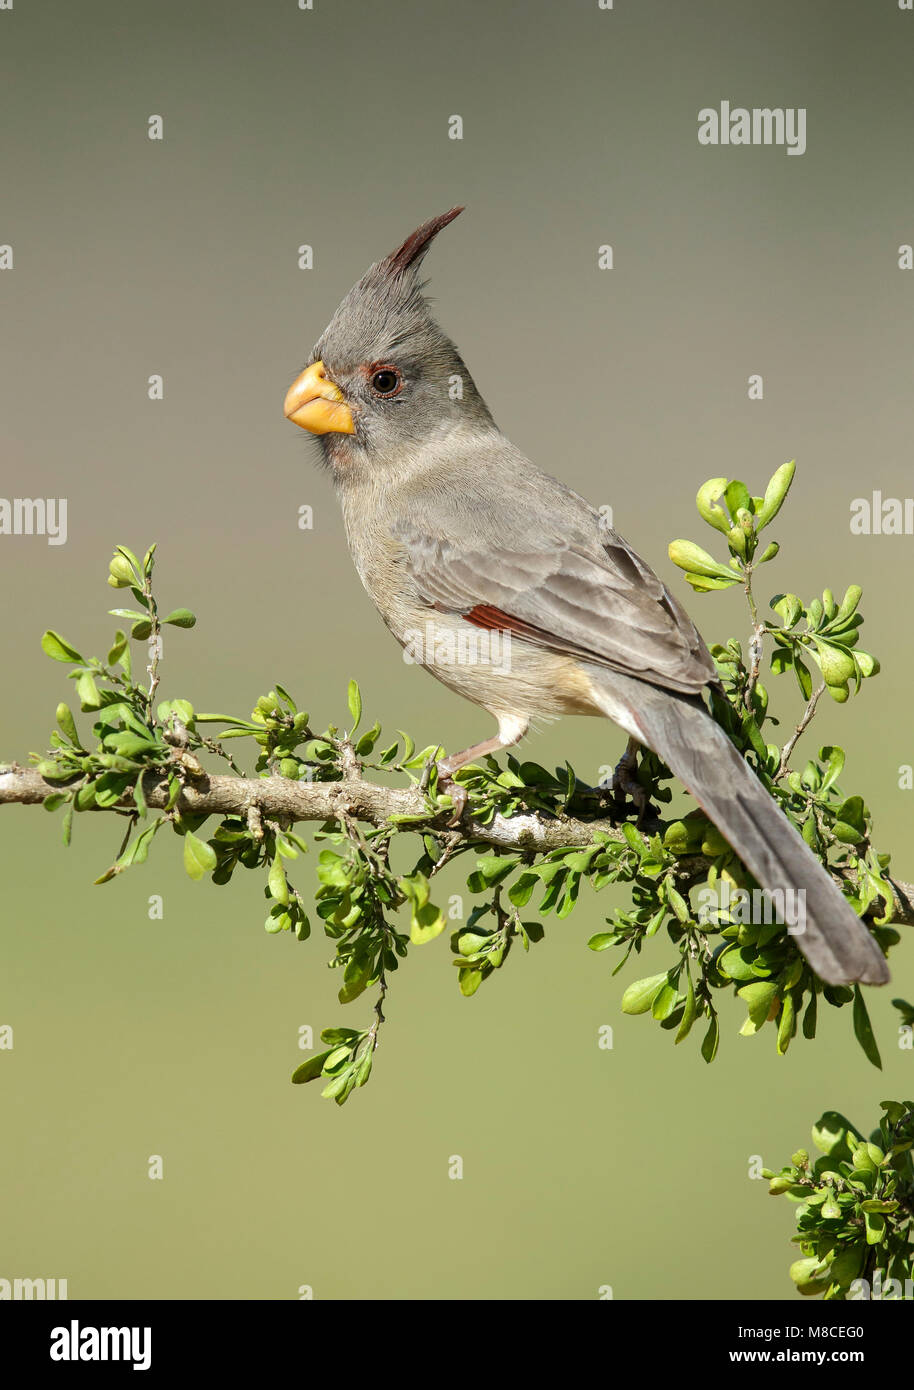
xmin=1 ymin=0 xmax=912 ymax=1299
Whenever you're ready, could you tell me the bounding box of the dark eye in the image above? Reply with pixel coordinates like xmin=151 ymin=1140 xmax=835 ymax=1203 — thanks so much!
xmin=369 ymin=367 xmax=402 ymax=397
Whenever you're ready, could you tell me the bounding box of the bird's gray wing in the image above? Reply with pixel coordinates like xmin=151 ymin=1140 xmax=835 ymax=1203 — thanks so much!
xmin=393 ymin=521 xmax=718 ymax=696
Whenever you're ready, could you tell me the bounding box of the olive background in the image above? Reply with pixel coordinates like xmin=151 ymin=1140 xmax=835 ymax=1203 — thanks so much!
xmin=1 ymin=0 xmax=912 ymax=1299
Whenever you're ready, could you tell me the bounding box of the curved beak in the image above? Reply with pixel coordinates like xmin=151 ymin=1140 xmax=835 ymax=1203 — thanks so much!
xmin=283 ymin=360 xmax=355 ymax=435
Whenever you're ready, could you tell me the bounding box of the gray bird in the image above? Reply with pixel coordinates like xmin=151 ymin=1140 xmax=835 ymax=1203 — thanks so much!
xmin=283 ymin=207 xmax=889 ymax=988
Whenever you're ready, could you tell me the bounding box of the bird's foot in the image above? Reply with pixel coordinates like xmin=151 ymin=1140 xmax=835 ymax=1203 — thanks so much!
xmin=611 ymin=740 xmax=652 ymax=829
xmin=434 ymin=759 xmax=468 ymax=827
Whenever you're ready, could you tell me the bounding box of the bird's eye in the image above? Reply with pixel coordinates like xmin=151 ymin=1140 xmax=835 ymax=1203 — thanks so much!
xmin=369 ymin=367 xmax=402 ymax=397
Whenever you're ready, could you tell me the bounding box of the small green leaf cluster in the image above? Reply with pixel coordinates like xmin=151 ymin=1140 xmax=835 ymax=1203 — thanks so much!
xmin=764 ymin=1102 xmax=914 ymax=1299
xmin=668 ymin=463 xmax=793 ymax=593
xmin=291 ymin=1026 xmax=375 ymax=1105
xmin=106 ymin=542 xmax=195 ymax=639
xmin=34 ymin=545 xmax=198 ymax=874
xmin=769 ymin=585 xmax=879 ymax=704
xmin=315 ymin=837 xmax=408 ymax=989
xmin=452 ymin=752 xmax=672 ymax=827
xmin=452 ymin=871 xmax=545 ymax=996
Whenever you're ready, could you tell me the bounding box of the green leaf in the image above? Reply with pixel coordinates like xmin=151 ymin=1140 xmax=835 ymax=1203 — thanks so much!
xmin=665 ymin=884 xmax=691 ymax=922
xmin=724 ymin=479 xmax=752 ymax=520
xmin=776 ymin=992 xmax=797 ymax=1055
xmin=41 ymin=630 xmax=83 ymax=663
xmin=338 ymin=961 xmax=371 ymax=1003
xmin=811 ymin=1111 xmax=862 ymax=1160
xmin=621 ymin=823 xmax=647 ymax=857
xmin=651 ymin=984 xmax=679 ymax=1021
xmin=117 ymin=819 xmax=161 ymax=869
xmin=817 ymin=745 xmax=845 ymax=794
xmin=114 ymin=545 xmax=143 ymax=576
xmin=162 ymin=608 xmax=196 ymax=628
xmin=588 ymin=931 xmax=618 ymax=952
xmin=863 ymin=1209 xmax=885 ymax=1245
xmin=195 ymin=714 xmax=260 ymax=728
xmin=675 ymin=973 xmax=698 ymax=1043
xmin=509 ymin=873 xmax=538 ymax=908
xmin=353 ymin=1045 xmax=374 ymax=1088
xmin=458 ymin=967 xmax=483 ymax=996
xmin=835 ymin=795 xmax=866 ymax=833
xmin=789 ymin=1256 xmax=829 ymax=1294
xmin=107 ymin=629 xmax=129 ymax=668
xmin=105 ymin=732 xmax=157 ymax=759
xmin=718 ymin=946 xmax=762 ymax=983
xmin=75 ymin=671 xmax=102 ymax=710
xmin=55 ymin=703 xmax=81 ymax=746
xmin=852 ymin=985 xmax=882 ymax=1069
xmin=695 ymin=477 xmax=732 ymax=534
xmin=772 ymin=593 xmax=802 ymax=628
xmin=355 ymin=721 xmax=381 ymax=756
xmin=157 ymin=698 xmax=195 ymax=727
xmin=701 ymin=1014 xmax=719 ymax=1064
xmin=291 ymin=1049 xmax=334 ymax=1084
xmin=755 ymin=460 xmax=796 ymax=529
xmin=347 ymin=679 xmax=362 ymax=731
xmin=818 ymin=1190 xmax=841 ymax=1220
xmin=264 ymin=906 xmax=291 ymax=934
xmin=620 ymin=972 xmax=669 ymax=1015
xmin=108 ymin=554 xmax=136 ymax=587
xmin=410 ymin=902 xmax=447 ymax=945
xmin=473 ymin=855 xmax=515 ymax=887
xmin=813 ymin=640 xmax=855 ymax=690
xmin=835 ymin=584 xmax=863 ymax=623
xmin=668 ymin=539 xmax=738 ymax=581
xmin=802 ymin=989 xmax=818 ymax=1040
xmin=183 ymin=831 xmax=216 ymax=880
xmin=793 ymin=654 xmax=813 ymax=700
xmin=268 ymin=854 xmax=289 ymax=905
xmin=683 ymin=572 xmax=740 ymax=594
xmin=737 ymin=981 xmax=779 ymax=1031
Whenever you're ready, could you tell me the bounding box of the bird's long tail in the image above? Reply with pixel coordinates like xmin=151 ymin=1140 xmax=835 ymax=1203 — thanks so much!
xmin=587 ymin=668 xmax=889 ymax=985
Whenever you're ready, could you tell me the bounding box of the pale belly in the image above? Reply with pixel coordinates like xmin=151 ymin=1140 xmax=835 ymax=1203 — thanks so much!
xmin=390 ymin=607 xmax=604 ymax=722
xmin=344 ymin=522 xmax=639 ymax=741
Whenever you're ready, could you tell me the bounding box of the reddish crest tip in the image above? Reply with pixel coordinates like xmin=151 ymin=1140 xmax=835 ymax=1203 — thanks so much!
xmin=383 ymin=207 xmax=465 ymax=277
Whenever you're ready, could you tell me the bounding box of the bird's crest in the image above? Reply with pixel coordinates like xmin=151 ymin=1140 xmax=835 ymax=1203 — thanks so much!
xmin=313 ymin=208 xmax=466 ymax=370
xmin=380 ymin=206 xmax=465 ymax=280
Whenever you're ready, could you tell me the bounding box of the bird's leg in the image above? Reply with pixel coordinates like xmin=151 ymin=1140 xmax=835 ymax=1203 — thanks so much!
xmin=433 ymin=717 xmax=529 ymax=826
xmin=611 ymin=736 xmax=650 ymax=826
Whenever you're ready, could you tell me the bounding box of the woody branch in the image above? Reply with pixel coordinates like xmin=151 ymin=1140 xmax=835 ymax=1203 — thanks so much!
xmin=2 ymin=763 xmax=912 ymax=928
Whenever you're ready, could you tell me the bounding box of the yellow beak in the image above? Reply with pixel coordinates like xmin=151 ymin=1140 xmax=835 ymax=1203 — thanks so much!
xmin=283 ymin=360 xmax=355 ymax=435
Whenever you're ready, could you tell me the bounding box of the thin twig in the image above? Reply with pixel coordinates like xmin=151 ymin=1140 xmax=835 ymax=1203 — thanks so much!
xmin=742 ymin=568 xmax=765 ymax=711
xmin=143 ymin=570 xmax=162 ymax=722
xmin=777 ymin=682 xmax=826 ymax=778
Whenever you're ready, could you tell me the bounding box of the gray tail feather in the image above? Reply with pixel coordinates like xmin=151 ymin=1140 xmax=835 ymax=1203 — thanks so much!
xmin=590 ymin=671 xmax=889 ymax=986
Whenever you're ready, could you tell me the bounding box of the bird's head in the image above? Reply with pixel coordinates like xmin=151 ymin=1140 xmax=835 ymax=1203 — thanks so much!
xmin=283 ymin=207 xmax=492 ymax=477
